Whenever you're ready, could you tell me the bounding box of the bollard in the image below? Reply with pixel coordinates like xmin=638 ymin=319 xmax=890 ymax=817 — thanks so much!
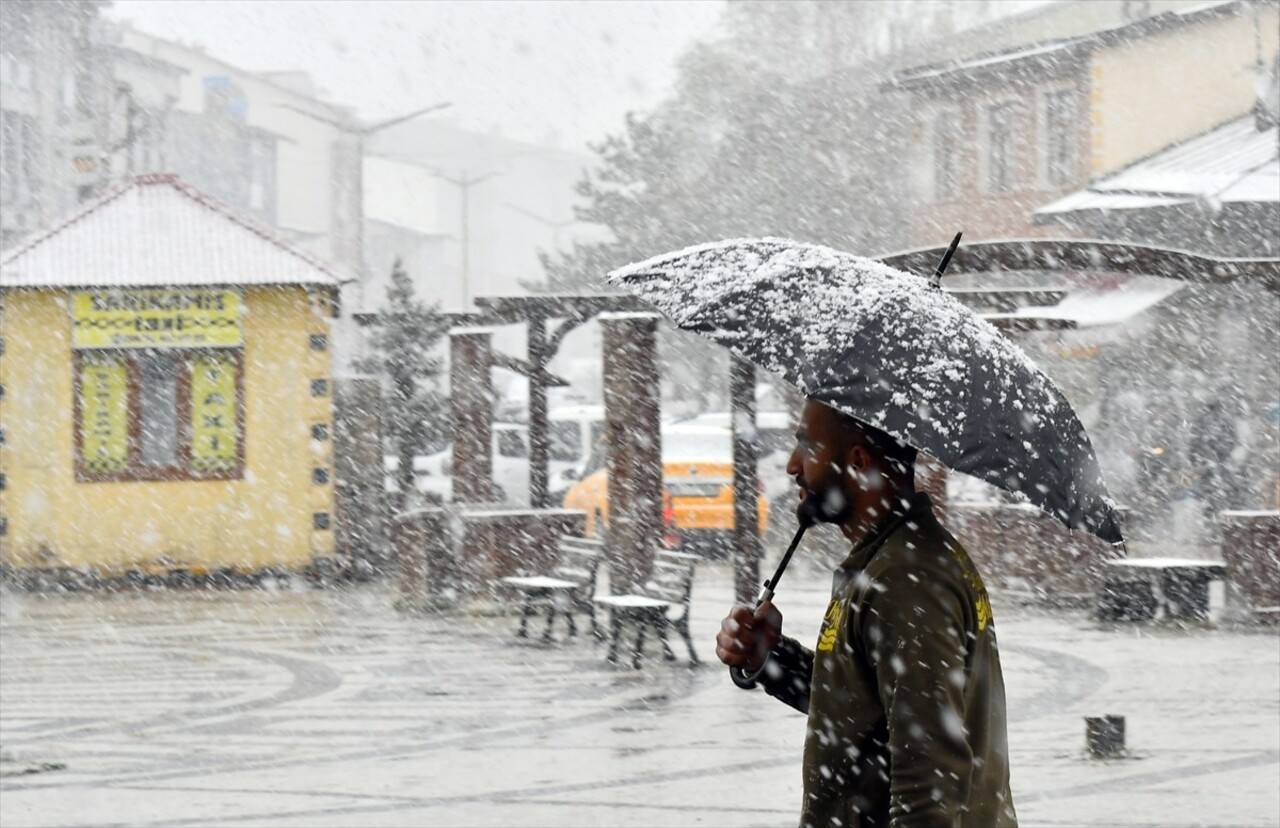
xmin=1085 ymin=715 xmax=1125 ymax=758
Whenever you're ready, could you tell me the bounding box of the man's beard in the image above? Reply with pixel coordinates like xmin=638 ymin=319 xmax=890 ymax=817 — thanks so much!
xmin=797 ymin=464 xmax=888 ymax=528
xmin=797 ymin=483 xmax=852 ymax=526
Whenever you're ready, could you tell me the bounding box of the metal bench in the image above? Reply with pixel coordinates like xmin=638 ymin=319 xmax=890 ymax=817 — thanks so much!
xmin=1097 ymin=558 xmax=1226 ymax=622
xmin=594 ymin=550 xmax=700 ymax=668
xmin=500 ymin=536 xmax=603 ymax=642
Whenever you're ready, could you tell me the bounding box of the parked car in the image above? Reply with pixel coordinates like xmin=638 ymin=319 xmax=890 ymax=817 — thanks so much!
xmin=562 ymin=422 xmax=771 ymax=555
xmin=386 ymin=423 xmax=567 ymax=506
xmin=668 ymin=409 xmax=796 ymax=521
xmin=667 ymin=409 xmax=794 ymax=453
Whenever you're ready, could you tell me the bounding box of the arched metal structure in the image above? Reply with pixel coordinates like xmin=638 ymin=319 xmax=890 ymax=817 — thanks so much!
xmin=880 ymin=238 xmax=1279 ymax=295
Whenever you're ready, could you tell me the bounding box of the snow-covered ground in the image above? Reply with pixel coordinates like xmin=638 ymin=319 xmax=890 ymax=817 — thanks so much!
xmin=1 ymin=561 xmax=1276 ymax=828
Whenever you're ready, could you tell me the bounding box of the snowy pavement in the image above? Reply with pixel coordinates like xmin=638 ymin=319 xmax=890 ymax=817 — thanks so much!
xmin=1 ymin=560 xmax=1277 ymax=828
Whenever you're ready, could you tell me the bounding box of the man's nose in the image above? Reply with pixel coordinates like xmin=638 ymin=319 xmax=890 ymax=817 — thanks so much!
xmin=785 ymin=447 xmax=802 ymax=476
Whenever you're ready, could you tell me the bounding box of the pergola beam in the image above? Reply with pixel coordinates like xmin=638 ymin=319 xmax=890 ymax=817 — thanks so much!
xmin=879 ymin=239 xmax=1280 ymax=294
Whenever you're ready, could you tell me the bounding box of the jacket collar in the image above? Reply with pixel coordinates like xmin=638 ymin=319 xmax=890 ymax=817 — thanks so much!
xmin=839 ymin=491 xmax=933 ymax=571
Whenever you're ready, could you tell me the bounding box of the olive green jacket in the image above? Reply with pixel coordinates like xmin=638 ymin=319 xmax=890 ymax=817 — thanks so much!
xmin=742 ymin=493 xmax=1017 ymax=827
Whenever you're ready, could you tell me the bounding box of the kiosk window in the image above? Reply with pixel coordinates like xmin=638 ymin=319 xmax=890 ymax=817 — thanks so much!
xmin=138 ymin=353 xmax=180 ymax=467
xmin=75 ymin=350 xmax=243 ymax=481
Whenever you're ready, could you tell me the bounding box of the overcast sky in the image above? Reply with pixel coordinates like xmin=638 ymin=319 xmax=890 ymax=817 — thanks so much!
xmin=107 ymin=0 xmax=727 ymax=152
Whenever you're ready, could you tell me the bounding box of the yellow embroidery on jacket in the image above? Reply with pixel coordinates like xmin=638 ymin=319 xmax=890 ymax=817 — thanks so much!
xmin=948 ymin=544 xmax=993 ymax=631
xmin=816 ymin=598 xmax=844 ymax=652
xmin=975 ymin=591 xmax=993 ymax=631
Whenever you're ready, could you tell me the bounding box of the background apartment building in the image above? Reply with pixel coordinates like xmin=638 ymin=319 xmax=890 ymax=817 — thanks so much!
xmin=2 ymin=2 xmax=604 ymax=380
xmin=889 ymin=0 xmax=1279 ymax=247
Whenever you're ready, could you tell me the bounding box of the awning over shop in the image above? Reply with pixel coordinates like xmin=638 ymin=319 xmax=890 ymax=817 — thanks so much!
xmin=981 ymin=275 xmax=1186 ymax=329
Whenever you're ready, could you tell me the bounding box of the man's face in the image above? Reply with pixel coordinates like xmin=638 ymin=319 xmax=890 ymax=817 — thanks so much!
xmin=786 ymin=400 xmax=854 ymax=524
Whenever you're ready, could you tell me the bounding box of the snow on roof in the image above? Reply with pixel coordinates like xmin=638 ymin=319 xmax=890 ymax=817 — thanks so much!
xmin=1038 ymin=117 xmax=1279 ymax=216
xmin=1 ymin=174 xmax=346 ymax=289
xmin=891 ymin=0 xmax=1240 ymax=88
xmin=891 ymin=38 xmax=1082 ymax=85
xmin=1001 ymin=275 xmax=1186 ymax=328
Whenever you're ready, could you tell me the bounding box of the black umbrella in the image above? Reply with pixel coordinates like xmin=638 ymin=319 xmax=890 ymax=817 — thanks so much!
xmin=607 ymin=237 xmax=1124 ymax=556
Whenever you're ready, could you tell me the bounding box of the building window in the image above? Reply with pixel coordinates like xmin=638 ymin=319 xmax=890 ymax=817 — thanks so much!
xmin=249 ymin=140 xmax=268 ymax=211
xmin=1042 ymin=88 xmax=1076 ymax=187
xmin=932 ymin=109 xmax=959 ymax=201
xmin=309 ymin=334 xmax=328 ymax=351
xmin=310 ymin=379 xmax=329 ymax=397
xmin=127 ymin=109 xmax=166 ymax=174
xmin=61 ymin=73 xmax=76 ymax=112
xmin=311 ymin=423 xmax=329 ymax=441
xmin=0 ymin=53 xmax=33 ymax=90
xmin=985 ymin=102 xmax=1017 ymax=193
xmin=74 ymin=350 xmax=244 ymax=481
xmin=313 ymin=512 xmax=330 ymax=531
xmin=0 ymin=110 xmax=38 ymax=207
xmin=312 ymin=467 xmax=329 ymax=485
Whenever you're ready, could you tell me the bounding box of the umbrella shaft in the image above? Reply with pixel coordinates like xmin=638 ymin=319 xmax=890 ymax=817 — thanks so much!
xmin=755 ymin=524 xmax=808 ymax=607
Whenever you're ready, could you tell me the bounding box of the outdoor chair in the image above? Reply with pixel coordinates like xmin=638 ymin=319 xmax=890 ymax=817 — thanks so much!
xmin=594 ymin=549 xmax=700 ymax=668
xmin=500 ymin=536 xmax=603 ymax=642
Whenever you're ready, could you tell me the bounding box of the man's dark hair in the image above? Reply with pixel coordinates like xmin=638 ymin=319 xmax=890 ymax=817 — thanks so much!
xmin=835 ymin=410 xmax=918 ymax=480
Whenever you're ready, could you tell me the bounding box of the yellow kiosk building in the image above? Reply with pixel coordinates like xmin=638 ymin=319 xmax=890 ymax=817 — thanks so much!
xmin=0 ymin=174 xmax=342 ymax=579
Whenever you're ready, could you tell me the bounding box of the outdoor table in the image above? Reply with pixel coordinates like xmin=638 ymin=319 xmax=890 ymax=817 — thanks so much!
xmin=593 ymin=594 xmax=676 ymax=667
xmin=1100 ymin=558 xmax=1226 ymax=622
xmin=499 ymin=575 xmax=581 ymax=642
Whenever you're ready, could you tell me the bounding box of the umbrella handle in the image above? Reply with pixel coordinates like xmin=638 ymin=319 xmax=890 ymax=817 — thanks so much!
xmin=726 ymin=583 xmax=772 ymax=687
xmin=726 ymin=523 xmax=808 ymax=686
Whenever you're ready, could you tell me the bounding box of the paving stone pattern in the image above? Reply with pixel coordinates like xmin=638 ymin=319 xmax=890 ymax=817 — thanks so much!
xmin=0 ymin=561 xmax=1277 ymax=828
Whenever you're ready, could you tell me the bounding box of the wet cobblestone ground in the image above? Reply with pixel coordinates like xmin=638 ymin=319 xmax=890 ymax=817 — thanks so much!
xmin=1 ymin=560 xmax=1277 ymax=828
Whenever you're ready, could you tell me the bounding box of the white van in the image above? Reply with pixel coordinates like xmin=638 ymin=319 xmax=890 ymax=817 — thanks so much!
xmin=547 ymin=404 xmax=606 ymax=499
xmin=388 ymin=422 xmax=534 ymax=504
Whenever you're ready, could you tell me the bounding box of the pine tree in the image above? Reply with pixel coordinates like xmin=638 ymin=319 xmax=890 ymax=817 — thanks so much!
xmin=355 ymin=259 xmax=450 ymax=509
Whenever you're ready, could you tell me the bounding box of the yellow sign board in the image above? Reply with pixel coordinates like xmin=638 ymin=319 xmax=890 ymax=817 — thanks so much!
xmin=190 ymin=353 xmax=240 ymax=473
xmin=79 ymin=355 xmax=129 ymax=474
xmin=71 ymin=289 xmax=243 ymax=349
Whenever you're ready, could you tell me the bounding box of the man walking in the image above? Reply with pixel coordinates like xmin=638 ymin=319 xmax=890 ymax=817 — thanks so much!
xmin=717 ymin=398 xmax=1018 ymax=827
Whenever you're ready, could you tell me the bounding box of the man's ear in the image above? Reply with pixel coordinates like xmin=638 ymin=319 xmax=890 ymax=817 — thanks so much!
xmin=847 ymin=444 xmax=870 ymax=472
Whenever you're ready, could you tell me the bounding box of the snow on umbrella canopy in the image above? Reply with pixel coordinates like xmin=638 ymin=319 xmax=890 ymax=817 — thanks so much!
xmin=608 ymin=237 xmax=1124 ymax=546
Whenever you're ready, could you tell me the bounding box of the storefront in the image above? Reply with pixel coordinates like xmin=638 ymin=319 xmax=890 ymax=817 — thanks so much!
xmin=0 ymin=174 xmax=342 ymax=578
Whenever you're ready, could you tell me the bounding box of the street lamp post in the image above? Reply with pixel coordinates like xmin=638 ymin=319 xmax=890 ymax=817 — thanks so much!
xmin=504 ymin=201 xmax=578 ymax=252
xmin=426 ymin=170 xmax=501 ymax=310
xmin=275 ymin=100 xmax=452 ymax=304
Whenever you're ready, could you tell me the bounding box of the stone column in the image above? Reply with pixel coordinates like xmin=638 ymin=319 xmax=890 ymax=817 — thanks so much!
xmin=334 ymin=377 xmax=386 ymax=572
xmin=450 ymin=327 xmax=496 ymax=505
xmin=393 ymin=508 xmax=453 ymax=610
xmin=600 ymin=312 xmax=662 ymax=593
xmin=730 ymin=355 xmax=762 ymax=604
xmin=527 ymin=315 xmax=550 ymax=509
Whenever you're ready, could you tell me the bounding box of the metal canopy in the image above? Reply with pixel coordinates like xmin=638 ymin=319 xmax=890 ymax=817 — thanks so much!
xmin=881 ymin=239 xmax=1280 ymax=333
xmin=879 ymin=239 xmax=1280 ymax=294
